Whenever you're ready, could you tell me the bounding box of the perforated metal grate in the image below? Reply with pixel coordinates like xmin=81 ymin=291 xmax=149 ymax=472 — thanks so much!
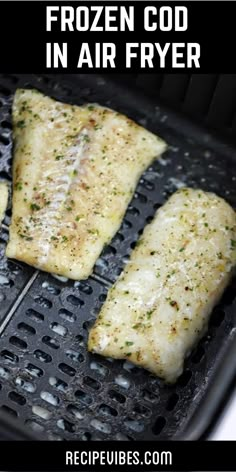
xmin=0 ymin=74 xmax=235 ymax=440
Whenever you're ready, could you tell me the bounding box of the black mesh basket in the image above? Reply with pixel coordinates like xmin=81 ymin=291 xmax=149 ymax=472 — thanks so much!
xmin=0 ymin=73 xmax=235 ymax=441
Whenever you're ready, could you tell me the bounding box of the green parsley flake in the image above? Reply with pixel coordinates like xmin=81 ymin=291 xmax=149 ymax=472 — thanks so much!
xmin=15 ymin=182 xmax=23 ymax=191
xmin=16 ymin=120 xmax=26 ymax=128
xmin=30 ymin=203 xmax=40 ymax=211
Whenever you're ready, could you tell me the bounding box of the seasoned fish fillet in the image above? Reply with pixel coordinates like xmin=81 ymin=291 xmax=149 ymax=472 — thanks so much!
xmin=88 ymin=188 xmax=236 ymax=383
xmin=6 ymin=89 xmax=166 ymax=280
xmin=0 ymin=182 xmax=8 ymax=227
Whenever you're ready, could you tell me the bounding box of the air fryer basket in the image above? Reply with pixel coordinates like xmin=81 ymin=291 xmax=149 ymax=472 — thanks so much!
xmin=0 ymin=73 xmax=235 ymax=441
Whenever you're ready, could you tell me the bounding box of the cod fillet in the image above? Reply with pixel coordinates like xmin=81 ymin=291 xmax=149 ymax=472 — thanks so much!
xmin=6 ymin=89 xmax=166 ymax=280
xmin=88 ymin=188 xmax=236 ymax=383
xmin=0 ymin=182 xmax=8 ymax=227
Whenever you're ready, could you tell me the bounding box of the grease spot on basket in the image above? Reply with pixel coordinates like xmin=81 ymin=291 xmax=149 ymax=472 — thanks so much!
xmin=15 ymin=377 xmax=36 ymax=393
xmin=1 ymin=74 xmax=236 ymax=443
xmin=115 ymin=432 xmax=131 ymax=441
xmin=59 ymin=308 xmax=76 ymax=323
xmin=125 ymin=419 xmax=144 ymax=433
xmin=40 ymin=391 xmax=60 ymax=406
xmin=133 ymin=403 xmax=151 ymax=418
xmin=52 ymin=274 xmax=68 ymax=283
xmin=34 ymin=349 xmax=52 ymax=363
xmin=34 ymin=296 xmax=52 ymax=309
xmin=9 ymin=391 xmax=26 ymax=406
xmin=152 ymin=416 xmax=166 ymax=435
xmin=0 ymin=366 xmax=10 ymax=379
xmin=168 ymin=177 xmax=186 ymax=190
xmin=42 ymin=336 xmax=60 ymax=350
xmin=42 ymin=281 xmax=60 ymax=295
xmin=32 ymin=405 xmax=52 ymax=420
xmin=123 ymin=360 xmax=136 ymax=372
xmin=90 ymin=361 xmax=107 ymax=377
xmin=57 ymin=418 xmax=75 ymax=433
xmin=26 ymin=420 xmax=45 ymax=432
xmin=17 ymin=322 xmax=36 ymax=336
xmin=50 ymin=322 xmax=67 ymax=337
xmin=98 ymin=404 xmax=117 ymax=417
xmin=49 ymin=376 xmax=68 ymax=393
xmin=115 ymin=375 xmax=130 ymax=389
xmin=83 ymin=376 xmax=100 ymax=390
xmin=26 ymin=363 xmax=43 ymax=378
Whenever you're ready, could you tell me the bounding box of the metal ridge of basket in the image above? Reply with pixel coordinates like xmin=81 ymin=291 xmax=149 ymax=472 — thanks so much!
xmin=0 ymin=73 xmax=235 ymax=441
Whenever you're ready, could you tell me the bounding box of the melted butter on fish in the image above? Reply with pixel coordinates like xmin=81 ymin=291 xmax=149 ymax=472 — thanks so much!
xmin=0 ymin=182 xmax=8 ymax=227
xmin=88 ymin=188 xmax=236 ymax=383
xmin=6 ymin=89 xmax=166 ymax=279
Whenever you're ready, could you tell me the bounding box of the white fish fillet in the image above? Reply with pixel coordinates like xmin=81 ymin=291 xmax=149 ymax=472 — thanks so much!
xmin=6 ymin=89 xmax=166 ymax=280
xmin=88 ymin=188 xmax=236 ymax=383
xmin=0 ymin=182 xmax=8 ymax=227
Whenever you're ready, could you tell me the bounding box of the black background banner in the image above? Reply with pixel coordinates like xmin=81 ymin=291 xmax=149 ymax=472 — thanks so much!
xmin=0 ymin=1 xmax=235 ymax=73
xmin=0 ymin=440 xmax=235 ymax=471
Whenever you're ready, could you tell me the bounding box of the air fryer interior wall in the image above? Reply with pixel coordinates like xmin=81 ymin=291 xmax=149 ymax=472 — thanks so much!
xmin=113 ymin=74 xmax=236 ymax=147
